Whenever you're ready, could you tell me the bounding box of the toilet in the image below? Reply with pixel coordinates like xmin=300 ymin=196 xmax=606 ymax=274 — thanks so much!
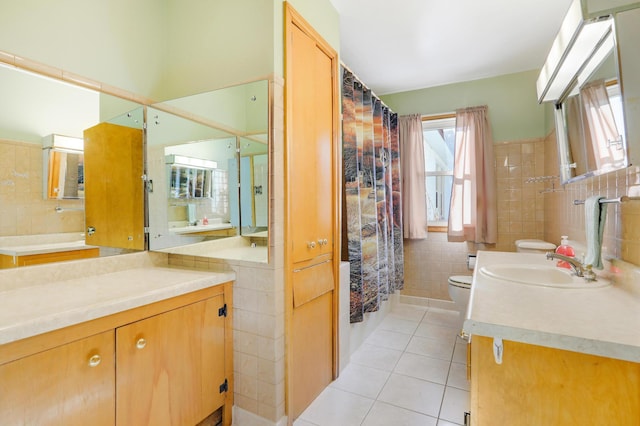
xmin=515 ymin=239 xmax=556 ymax=254
xmin=448 ymin=275 xmax=473 ymax=315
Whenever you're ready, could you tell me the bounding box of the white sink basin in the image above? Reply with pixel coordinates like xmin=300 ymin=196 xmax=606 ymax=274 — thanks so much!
xmin=479 ymin=264 xmax=611 ymax=288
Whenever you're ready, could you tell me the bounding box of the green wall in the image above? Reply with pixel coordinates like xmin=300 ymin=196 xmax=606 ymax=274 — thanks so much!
xmin=0 ymin=0 xmax=339 ymax=102
xmin=0 ymin=0 xmax=165 ymax=100
xmin=381 ymin=70 xmax=549 ymax=143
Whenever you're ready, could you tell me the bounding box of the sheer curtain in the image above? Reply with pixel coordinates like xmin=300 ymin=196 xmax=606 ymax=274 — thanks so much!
xmin=448 ymin=106 xmax=497 ymax=244
xmin=399 ymin=114 xmax=428 ymax=239
xmin=581 ymin=79 xmax=624 ymax=170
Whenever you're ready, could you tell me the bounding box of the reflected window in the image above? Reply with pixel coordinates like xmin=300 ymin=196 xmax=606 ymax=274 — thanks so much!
xmin=423 ymin=116 xmax=456 ymax=227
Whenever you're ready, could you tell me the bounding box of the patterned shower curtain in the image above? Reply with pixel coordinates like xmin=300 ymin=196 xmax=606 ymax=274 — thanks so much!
xmin=342 ymin=67 xmax=404 ymax=323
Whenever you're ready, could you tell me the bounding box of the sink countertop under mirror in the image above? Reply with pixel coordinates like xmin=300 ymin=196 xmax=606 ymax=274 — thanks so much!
xmin=464 ymin=250 xmax=640 ymax=363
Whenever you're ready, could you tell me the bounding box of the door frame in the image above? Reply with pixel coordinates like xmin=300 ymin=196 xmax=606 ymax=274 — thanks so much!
xmin=283 ymin=2 xmax=341 ymax=423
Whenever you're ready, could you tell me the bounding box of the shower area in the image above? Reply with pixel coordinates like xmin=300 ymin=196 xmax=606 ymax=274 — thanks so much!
xmin=341 ymin=67 xmax=405 ymax=325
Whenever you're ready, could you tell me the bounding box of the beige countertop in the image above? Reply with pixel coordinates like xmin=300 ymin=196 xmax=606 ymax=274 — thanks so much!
xmin=0 ymin=254 xmax=234 ymax=346
xmin=463 ymin=251 xmax=640 ymax=363
xmin=0 ymin=240 xmax=98 ymax=257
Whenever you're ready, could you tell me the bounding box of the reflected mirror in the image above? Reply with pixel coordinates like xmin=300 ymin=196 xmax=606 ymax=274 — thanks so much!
xmin=147 ymin=80 xmax=269 ymax=262
xmin=147 ymin=107 xmax=238 ymax=250
xmin=0 ymin=64 xmax=144 ymax=269
xmin=555 ymin=24 xmax=629 ymax=183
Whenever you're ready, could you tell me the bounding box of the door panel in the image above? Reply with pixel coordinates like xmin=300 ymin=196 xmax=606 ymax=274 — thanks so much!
xmin=84 ymin=122 xmax=144 ymax=250
xmin=292 ymin=259 xmax=334 ymax=308
xmin=289 ymin=22 xmax=320 ymax=264
xmin=291 ymin=291 xmax=334 ymax=420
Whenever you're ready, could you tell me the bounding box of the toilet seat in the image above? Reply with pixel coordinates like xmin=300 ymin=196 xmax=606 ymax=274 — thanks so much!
xmin=448 ymin=275 xmax=472 ymax=289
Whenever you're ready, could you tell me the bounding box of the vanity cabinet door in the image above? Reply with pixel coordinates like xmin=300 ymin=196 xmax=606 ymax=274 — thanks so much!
xmin=0 ymin=331 xmax=115 ymax=425
xmin=116 ymin=295 xmax=226 ymax=426
xmin=470 ymin=335 xmax=640 ymax=425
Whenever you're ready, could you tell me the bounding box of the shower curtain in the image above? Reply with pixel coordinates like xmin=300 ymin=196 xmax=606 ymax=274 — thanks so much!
xmin=342 ymin=67 xmax=404 ymax=323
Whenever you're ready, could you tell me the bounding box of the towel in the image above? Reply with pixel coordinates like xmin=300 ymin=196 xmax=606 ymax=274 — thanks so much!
xmin=584 ymin=195 xmax=607 ymax=269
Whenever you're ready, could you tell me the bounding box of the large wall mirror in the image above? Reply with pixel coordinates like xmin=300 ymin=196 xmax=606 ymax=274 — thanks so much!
xmin=554 ymin=18 xmax=630 ymax=183
xmin=147 ymin=80 xmax=269 ymax=263
xmin=0 ymin=64 xmax=144 ymax=269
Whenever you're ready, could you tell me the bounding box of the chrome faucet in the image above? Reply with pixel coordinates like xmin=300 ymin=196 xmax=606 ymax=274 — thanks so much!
xmin=545 ymin=252 xmax=597 ymax=281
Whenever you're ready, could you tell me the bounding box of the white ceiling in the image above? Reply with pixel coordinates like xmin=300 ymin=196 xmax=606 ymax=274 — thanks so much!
xmin=329 ymin=0 xmax=574 ymax=95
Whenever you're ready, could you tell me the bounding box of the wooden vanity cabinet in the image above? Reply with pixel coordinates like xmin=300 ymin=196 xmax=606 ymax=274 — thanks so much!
xmin=0 ymin=331 xmax=115 ymax=425
xmin=0 ymin=283 xmax=233 ymax=426
xmin=116 ymin=295 xmax=226 ymax=425
xmin=469 ymin=335 xmax=640 ymax=425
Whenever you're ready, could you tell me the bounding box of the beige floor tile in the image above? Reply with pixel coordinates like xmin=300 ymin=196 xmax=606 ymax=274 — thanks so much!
xmin=330 ymin=363 xmax=391 ymax=399
xmin=297 ymin=387 xmax=374 ymax=426
xmin=361 ymin=401 xmax=438 ymax=426
xmin=394 ymin=352 xmax=450 ymax=385
xmin=377 ymin=373 xmax=445 ymax=417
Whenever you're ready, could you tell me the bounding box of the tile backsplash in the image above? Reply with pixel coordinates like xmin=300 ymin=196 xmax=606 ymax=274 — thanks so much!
xmin=0 ymin=139 xmax=84 ymax=236
xmin=543 ymin=130 xmax=640 ymax=266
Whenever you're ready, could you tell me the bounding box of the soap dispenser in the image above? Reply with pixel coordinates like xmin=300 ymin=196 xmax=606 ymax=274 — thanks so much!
xmin=555 ymin=236 xmax=575 ymax=269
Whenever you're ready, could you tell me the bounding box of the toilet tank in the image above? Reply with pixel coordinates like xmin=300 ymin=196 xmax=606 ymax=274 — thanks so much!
xmin=515 ymin=239 xmax=556 ymax=253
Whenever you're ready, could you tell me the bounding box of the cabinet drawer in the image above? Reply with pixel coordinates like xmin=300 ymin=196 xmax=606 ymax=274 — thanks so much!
xmin=293 ymin=259 xmax=334 ymax=308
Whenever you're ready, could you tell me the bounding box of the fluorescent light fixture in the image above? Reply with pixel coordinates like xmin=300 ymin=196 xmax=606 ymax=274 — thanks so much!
xmin=165 ymin=154 xmax=217 ymax=169
xmin=537 ymin=0 xmax=614 ymax=103
xmin=42 ymin=134 xmax=84 ymax=151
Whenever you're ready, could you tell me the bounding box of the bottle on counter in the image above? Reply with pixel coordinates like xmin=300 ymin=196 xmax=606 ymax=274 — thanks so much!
xmin=555 ymin=236 xmax=575 ymax=269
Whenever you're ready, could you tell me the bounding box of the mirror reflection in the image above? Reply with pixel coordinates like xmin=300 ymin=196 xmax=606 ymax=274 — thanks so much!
xmin=147 ymin=80 xmax=269 ymax=262
xmin=237 ymin=137 xmax=268 ymax=236
xmin=147 ymin=106 xmax=238 ymax=250
xmin=0 ymin=64 xmax=144 ymax=269
xmin=555 ymin=26 xmax=628 ymax=183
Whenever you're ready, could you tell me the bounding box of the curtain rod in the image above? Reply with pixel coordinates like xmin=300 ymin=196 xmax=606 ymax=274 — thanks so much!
xmin=573 ymin=196 xmax=640 ymax=205
xmin=340 ymin=61 xmax=393 ymax=112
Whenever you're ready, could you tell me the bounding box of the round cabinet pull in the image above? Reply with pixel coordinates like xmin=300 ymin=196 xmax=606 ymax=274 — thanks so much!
xmin=136 ymin=338 xmax=147 ymax=349
xmin=88 ymin=354 xmax=101 ymax=367
xmin=323 ymin=238 xmax=328 ymax=245
xmin=307 ymin=241 xmax=316 ymax=249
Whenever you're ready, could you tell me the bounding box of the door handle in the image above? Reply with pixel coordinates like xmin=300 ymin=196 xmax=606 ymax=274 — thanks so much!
xmin=87 ymin=226 xmax=96 ymax=236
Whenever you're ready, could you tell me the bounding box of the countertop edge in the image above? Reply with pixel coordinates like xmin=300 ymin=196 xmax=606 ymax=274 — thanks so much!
xmin=464 ymin=319 xmax=640 ymax=363
xmin=0 ymin=268 xmax=235 ymax=346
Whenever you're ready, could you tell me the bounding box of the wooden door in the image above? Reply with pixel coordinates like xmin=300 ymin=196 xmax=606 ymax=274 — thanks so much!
xmin=285 ymin=3 xmax=340 ymax=421
xmin=0 ymin=331 xmax=115 ymax=425
xmin=84 ymin=122 xmax=145 ymax=250
xmin=288 ymin=21 xmax=335 ymax=263
xmin=115 ymin=295 xmax=226 ymax=426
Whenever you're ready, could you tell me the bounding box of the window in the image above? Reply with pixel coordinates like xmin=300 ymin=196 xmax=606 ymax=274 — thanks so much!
xmin=422 ymin=115 xmax=456 ymax=228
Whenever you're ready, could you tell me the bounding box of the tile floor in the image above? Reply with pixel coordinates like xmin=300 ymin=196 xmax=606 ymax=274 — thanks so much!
xmin=294 ymin=303 xmax=470 ymax=426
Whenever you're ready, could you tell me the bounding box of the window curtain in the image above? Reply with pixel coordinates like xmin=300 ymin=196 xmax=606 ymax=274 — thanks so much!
xmin=342 ymin=67 xmax=404 ymax=324
xmin=399 ymin=114 xmax=428 ymax=239
xmin=448 ymin=106 xmax=497 ymax=244
xmin=581 ymin=79 xmax=625 ymax=170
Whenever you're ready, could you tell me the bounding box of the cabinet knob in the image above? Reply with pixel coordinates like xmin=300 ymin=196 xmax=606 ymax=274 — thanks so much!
xmin=136 ymin=338 xmax=147 ymax=349
xmin=307 ymin=241 xmax=316 ymax=249
xmin=88 ymin=354 xmax=101 ymax=367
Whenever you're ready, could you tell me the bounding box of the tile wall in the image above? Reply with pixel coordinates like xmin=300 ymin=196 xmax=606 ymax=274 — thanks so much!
xmin=402 ymin=138 xmax=548 ymax=300
xmin=543 ymin=130 xmax=640 ymax=266
xmin=0 ymin=139 xmax=84 ymax=236
xmin=169 ymin=77 xmax=287 ymax=425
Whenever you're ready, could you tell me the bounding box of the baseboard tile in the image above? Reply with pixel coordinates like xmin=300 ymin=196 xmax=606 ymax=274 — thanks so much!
xmin=399 ymin=294 xmax=457 ymax=311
